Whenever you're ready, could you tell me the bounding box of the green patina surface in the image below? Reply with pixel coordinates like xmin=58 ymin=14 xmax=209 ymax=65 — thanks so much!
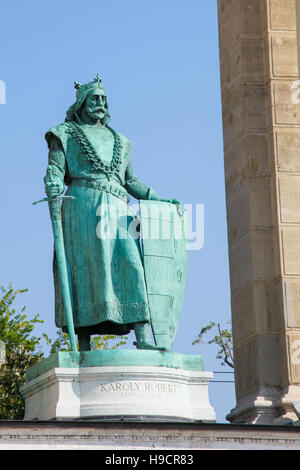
xmin=40 ymin=75 xmax=187 ymax=353
xmin=25 ymin=350 xmax=204 ymax=382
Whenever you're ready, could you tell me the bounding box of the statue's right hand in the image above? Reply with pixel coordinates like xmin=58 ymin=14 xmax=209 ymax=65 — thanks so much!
xmin=45 ymin=180 xmax=64 ymax=198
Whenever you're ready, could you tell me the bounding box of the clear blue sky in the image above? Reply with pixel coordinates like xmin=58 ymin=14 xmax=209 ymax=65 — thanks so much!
xmin=0 ymin=0 xmax=235 ymax=422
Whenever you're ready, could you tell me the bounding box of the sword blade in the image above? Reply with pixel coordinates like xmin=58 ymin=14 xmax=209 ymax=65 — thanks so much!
xmin=48 ymin=198 xmax=77 ymax=352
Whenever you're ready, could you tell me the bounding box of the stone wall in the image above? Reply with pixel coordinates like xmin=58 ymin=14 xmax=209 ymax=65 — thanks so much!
xmin=0 ymin=421 xmax=300 ymax=450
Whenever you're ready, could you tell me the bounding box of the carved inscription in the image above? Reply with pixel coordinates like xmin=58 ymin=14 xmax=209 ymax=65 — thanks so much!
xmin=100 ymin=381 xmax=179 ymax=394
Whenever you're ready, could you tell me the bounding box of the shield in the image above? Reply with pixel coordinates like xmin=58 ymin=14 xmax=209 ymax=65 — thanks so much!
xmin=139 ymin=200 xmax=188 ymax=349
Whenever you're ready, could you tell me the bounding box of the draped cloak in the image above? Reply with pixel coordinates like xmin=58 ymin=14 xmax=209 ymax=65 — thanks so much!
xmin=45 ymin=121 xmax=160 ymax=336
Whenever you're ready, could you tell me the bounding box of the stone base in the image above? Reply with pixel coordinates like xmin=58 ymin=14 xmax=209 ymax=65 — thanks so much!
xmin=20 ymin=351 xmax=216 ymax=422
xmin=226 ymin=386 xmax=300 ymax=425
xmin=2 ymin=421 xmax=300 ymax=450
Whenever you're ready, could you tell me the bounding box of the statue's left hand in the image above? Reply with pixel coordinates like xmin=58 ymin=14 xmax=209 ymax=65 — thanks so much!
xmin=170 ymin=198 xmax=184 ymax=216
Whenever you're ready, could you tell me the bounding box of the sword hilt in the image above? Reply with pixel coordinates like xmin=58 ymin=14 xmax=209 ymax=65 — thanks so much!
xmin=32 ymin=196 xmax=76 ymax=206
xmin=34 ymin=165 xmax=76 ymax=205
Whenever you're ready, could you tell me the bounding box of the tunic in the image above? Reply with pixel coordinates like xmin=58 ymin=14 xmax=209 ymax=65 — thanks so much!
xmin=45 ymin=121 xmax=160 ymax=335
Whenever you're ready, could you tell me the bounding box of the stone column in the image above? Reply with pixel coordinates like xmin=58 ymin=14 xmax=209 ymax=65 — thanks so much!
xmin=217 ymin=0 xmax=300 ymax=424
xmin=296 ymin=1 xmax=300 ymax=72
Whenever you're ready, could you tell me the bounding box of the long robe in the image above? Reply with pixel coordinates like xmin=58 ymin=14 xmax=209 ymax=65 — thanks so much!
xmin=45 ymin=120 xmax=161 ymax=335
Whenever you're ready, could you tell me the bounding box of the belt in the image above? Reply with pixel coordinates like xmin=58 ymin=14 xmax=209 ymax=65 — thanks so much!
xmin=71 ymin=179 xmax=130 ymax=204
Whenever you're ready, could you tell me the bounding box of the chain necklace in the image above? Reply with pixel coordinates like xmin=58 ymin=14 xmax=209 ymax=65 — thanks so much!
xmin=65 ymin=121 xmax=123 ymax=178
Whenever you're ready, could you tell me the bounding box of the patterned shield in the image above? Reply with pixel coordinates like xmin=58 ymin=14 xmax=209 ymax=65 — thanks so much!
xmin=139 ymin=201 xmax=188 ymax=349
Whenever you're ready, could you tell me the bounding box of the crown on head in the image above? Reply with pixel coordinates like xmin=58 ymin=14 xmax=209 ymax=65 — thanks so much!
xmin=73 ymin=75 xmax=106 ymax=98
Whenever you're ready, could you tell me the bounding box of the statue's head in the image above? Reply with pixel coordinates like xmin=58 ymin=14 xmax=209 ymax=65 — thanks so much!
xmin=65 ymin=75 xmax=111 ymax=124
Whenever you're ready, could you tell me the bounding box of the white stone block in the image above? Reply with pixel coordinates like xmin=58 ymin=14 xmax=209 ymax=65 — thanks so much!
xmin=21 ymin=365 xmax=216 ymax=422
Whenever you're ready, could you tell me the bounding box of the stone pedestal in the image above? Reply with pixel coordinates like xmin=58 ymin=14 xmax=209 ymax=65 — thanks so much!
xmin=20 ymin=351 xmax=216 ymax=422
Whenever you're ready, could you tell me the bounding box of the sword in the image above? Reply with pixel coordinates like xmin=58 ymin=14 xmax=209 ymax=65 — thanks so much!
xmin=33 ymin=166 xmax=77 ymax=352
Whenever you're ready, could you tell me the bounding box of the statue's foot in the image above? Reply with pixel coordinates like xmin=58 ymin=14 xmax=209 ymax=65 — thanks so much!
xmin=133 ymin=340 xmax=168 ymax=351
xmin=77 ymin=328 xmax=91 ymax=352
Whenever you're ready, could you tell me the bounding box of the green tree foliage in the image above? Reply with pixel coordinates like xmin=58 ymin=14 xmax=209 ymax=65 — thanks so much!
xmin=43 ymin=330 xmax=128 ymax=354
xmin=0 ymin=286 xmax=128 ymax=420
xmin=0 ymin=286 xmax=44 ymax=419
xmin=193 ymin=321 xmax=234 ymax=369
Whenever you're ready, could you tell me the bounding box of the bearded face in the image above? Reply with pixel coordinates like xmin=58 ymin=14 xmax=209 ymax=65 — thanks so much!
xmin=80 ymin=90 xmax=108 ymax=124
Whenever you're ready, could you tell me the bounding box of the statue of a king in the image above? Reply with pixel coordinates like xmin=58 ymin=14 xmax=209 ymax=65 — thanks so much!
xmin=44 ymin=76 xmax=182 ymax=352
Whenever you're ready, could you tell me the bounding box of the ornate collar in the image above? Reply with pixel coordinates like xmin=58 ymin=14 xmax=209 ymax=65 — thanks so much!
xmin=65 ymin=121 xmax=123 ymax=177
